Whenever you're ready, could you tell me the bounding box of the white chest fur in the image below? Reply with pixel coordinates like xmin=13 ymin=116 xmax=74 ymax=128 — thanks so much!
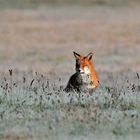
xmin=80 ymin=66 xmax=90 ymax=83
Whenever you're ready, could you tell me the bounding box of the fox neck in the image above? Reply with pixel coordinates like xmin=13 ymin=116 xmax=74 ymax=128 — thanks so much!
xmin=89 ymin=65 xmax=99 ymax=88
xmin=77 ymin=64 xmax=98 ymax=87
xmin=80 ymin=73 xmax=90 ymax=83
xmin=77 ymin=66 xmax=91 ymax=84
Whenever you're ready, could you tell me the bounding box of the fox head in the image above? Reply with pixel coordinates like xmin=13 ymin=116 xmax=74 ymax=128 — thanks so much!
xmin=73 ymin=51 xmax=94 ymax=75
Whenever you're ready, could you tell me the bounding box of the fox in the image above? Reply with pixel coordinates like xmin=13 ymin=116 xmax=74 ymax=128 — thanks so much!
xmin=65 ymin=51 xmax=99 ymax=93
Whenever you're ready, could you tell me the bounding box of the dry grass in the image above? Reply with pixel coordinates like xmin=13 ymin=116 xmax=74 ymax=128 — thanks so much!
xmin=0 ymin=6 xmax=140 ymax=75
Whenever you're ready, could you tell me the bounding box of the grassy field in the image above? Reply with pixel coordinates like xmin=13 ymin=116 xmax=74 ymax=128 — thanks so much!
xmin=0 ymin=1 xmax=140 ymax=140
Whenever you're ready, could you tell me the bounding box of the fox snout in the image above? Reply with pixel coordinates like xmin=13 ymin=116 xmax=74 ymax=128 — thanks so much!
xmin=77 ymin=68 xmax=84 ymax=74
xmin=77 ymin=66 xmax=90 ymax=75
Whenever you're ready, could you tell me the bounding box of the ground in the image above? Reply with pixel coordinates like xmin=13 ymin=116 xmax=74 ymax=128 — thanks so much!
xmin=0 ymin=3 xmax=140 ymax=140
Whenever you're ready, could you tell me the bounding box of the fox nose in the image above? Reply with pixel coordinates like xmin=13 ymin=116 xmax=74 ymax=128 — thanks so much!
xmin=78 ymin=69 xmax=84 ymax=73
xmin=78 ymin=69 xmax=81 ymax=73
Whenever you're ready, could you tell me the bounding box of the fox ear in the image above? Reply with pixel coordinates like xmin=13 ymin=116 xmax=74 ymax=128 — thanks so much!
xmin=73 ymin=51 xmax=81 ymax=59
xmin=86 ymin=52 xmax=93 ymax=60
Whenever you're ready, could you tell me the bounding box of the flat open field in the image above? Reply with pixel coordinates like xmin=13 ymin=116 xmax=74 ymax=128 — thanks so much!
xmin=0 ymin=3 xmax=140 ymax=140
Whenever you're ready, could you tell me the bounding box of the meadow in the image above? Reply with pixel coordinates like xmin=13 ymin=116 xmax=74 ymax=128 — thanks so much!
xmin=0 ymin=1 xmax=140 ymax=140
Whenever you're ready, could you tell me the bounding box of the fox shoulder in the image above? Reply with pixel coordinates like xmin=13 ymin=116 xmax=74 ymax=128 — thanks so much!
xmin=64 ymin=73 xmax=82 ymax=92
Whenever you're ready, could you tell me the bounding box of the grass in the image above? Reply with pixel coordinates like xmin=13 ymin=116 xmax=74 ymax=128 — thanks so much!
xmin=0 ymin=70 xmax=140 ymax=139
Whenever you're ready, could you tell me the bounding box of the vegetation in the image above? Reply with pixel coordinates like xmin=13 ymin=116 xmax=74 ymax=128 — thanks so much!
xmin=0 ymin=70 xmax=140 ymax=139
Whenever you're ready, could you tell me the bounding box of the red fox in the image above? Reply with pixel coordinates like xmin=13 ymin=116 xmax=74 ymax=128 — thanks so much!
xmin=65 ymin=52 xmax=99 ymax=93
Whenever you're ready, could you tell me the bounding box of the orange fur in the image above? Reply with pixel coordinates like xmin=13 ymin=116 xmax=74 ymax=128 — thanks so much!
xmin=65 ymin=52 xmax=99 ymax=93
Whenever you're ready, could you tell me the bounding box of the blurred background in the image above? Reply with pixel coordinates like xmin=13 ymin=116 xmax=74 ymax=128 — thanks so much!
xmin=0 ymin=0 xmax=140 ymax=81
